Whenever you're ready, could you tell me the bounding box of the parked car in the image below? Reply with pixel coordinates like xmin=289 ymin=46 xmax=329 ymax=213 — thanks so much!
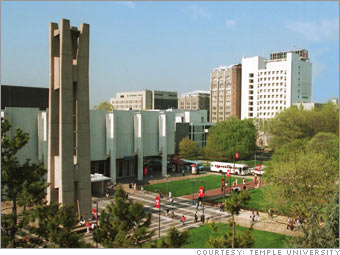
xmin=250 ymin=165 xmax=266 ymax=176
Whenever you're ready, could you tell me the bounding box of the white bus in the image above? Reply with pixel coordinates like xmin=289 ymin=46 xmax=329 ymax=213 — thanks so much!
xmin=210 ymin=161 xmax=250 ymax=176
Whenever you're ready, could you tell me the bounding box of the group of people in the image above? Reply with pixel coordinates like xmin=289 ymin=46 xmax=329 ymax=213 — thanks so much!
xmin=105 ymin=182 xmax=117 ymax=198
xmin=287 ymin=217 xmax=304 ymax=231
xmin=79 ymin=216 xmax=97 ymax=233
xmin=250 ymin=210 xmax=260 ymax=223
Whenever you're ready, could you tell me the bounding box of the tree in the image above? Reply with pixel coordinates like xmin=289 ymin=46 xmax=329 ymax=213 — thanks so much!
xmin=205 ymin=118 xmax=257 ymax=159
xmin=264 ymin=150 xmax=338 ymax=219
xmin=178 ymin=136 xmax=199 ymax=158
xmin=306 ymin=132 xmax=339 ymax=161
xmin=224 ymin=191 xmax=251 ymax=248
xmin=157 ymin=227 xmax=189 ymax=248
xmin=289 ymin=189 xmax=339 ymax=248
xmin=206 ymin=222 xmax=255 ymax=248
xmin=26 ymin=204 xmax=91 ymax=248
xmin=265 ymin=103 xmax=339 ymax=150
xmin=93 ymin=101 xmax=114 ymax=111
xmin=94 ymin=185 xmax=153 ymax=247
xmin=1 ymin=119 xmax=48 ymax=248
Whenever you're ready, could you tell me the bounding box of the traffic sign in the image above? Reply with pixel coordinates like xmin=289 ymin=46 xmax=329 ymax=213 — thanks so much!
xmin=155 ymin=196 xmax=160 ymax=208
xmin=257 ymin=164 xmax=261 ymax=171
xmin=199 ymin=187 xmax=204 ymax=197
xmin=235 ymin=152 xmax=239 ymax=159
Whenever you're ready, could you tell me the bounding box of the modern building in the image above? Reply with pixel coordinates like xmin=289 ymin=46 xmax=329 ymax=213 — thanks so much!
xmin=178 ymin=90 xmax=210 ymax=111
xmin=241 ymin=49 xmax=312 ymax=120
xmin=1 ymin=85 xmax=49 ymax=110
xmin=2 ymin=106 xmax=207 ymax=185
xmin=209 ymin=64 xmax=242 ymax=123
xmin=110 ymin=90 xmax=178 ymax=110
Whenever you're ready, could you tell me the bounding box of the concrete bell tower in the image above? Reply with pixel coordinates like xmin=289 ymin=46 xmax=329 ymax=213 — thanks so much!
xmin=47 ymin=19 xmax=92 ymax=218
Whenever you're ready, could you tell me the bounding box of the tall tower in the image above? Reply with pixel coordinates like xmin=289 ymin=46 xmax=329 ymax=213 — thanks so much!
xmin=47 ymin=19 xmax=92 ymax=218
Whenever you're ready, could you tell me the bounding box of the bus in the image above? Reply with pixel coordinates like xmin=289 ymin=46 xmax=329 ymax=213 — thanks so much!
xmin=210 ymin=161 xmax=250 ymax=176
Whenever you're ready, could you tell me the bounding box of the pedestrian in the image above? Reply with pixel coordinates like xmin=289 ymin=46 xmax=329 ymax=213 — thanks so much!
xmin=141 ymin=186 xmax=144 ymax=194
xmin=256 ymin=210 xmax=260 ymax=221
xmin=170 ymin=197 xmax=174 ymax=205
xmin=232 ymin=182 xmax=236 ymax=188
xmin=243 ymin=178 xmax=246 ymax=190
xmin=254 ymin=174 xmax=257 ymax=184
xmin=287 ymin=217 xmax=291 ymax=229
xmin=180 ymin=215 xmax=186 ymax=225
xmin=290 ymin=219 xmax=294 ymax=231
xmin=194 ymin=212 xmax=198 ymax=223
xmin=80 ymin=216 xmax=85 ymax=226
xmin=106 ymin=189 xmax=110 ymax=198
xmin=195 ymin=201 xmax=199 ymax=210
xmin=270 ymin=207 xmax=274 ymax=220
xmin=160 ymin=191 xmax=164 ymax=200
xmin=91 ymin=222 xmax=96 ymax=231
xmin=86 ymin=221 xmax=90 ymax=233
xmin=235 ymin=178 xmax=238 ymax=185
xmin=221 ymin=203 xmax=224 ymax=212
xmin=133 ymin=183 xmax=137 ymax=193
xmin=166 ymin=208 xmax=169 ymax=217
xmin=250 ymin=210 xmax=255 ymax=223
xmin=169 ymin=191 xmax=172 ymax=200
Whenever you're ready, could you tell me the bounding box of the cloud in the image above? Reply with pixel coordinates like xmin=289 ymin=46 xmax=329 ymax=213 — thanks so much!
xmin=122 ymin=1 xmax=135 ymax=9
xmin=225 ymin=19 xmax=236 ymax=29
xmin=187 ymin=5 xmax=211 ymax=20
xmin=286 ymin=18 xmax=339 ymax=42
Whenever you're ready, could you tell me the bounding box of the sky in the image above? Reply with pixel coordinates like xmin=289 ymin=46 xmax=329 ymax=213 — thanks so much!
xmin=1 ymin=1 xmax=339 ymax=108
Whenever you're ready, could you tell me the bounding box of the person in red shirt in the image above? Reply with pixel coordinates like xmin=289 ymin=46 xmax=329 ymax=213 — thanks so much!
xmin=180 ymin=215 xmax=186 ymax=225
xmin=86 ymin=221 xmax=90 ymax=233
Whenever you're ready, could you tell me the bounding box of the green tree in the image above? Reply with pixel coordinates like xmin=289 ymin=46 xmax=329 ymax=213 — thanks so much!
xmin=205 ymin=118 xmax=257 ymax=159
xmin=265 ymin=150 xmax=338 ymax=219
xmin=93 ymin=101 xmax=114 ymax=111
xmin=178 ymin=136 xmax=199 ymax=158
xmin=1 ymin=119 xmax=48 ymax=248
xmin=265 ymin=103 xmax=339 ymax=150
xmin=289 ymin=189 xmax=339 ymax=248
xmin=206 ymin=223 xmax=255 ymax=248
xmin=94 ymin=185 xmax=153 ymax=247
xmin=306 ymin=132 xmax=339 ymax=161
xmin=157 ymin=227 xmax=189 ymax=248
xmin=224 ymin=191 xmax=251 ymax=248
xmin=26 ymin=204 xmax=90 ymax=248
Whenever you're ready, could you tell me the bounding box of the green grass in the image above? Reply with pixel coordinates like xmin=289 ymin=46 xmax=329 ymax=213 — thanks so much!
xmin=213 ymin=187 xmax=270 ymax=212
xmin=144 ymin=175 xmax=251 ymax=197
xmin=183 ymin=223 xmax=289 ymax=248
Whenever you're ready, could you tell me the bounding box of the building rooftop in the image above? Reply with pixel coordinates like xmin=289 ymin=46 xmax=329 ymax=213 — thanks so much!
xmin=180 ymin=90 xmax=210 ymax=96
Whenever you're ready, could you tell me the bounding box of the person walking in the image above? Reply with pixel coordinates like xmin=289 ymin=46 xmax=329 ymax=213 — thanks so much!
xmin=256 ymin=210 xmax=260 ymax=221
xmin=133 ymin=183 xmax=137 ymax=193
xmin=86 ymin=221 xmax=90 ymax=233
xmin=235 ymin=178 xmax=238 ymax=186
xmin=243 ymin=178 xmax=246 ymax=190
xmin=180 ymin=215 xmax=186 ymax=225
xmin=140 ymin=186 xmax=144 ymax=194
xmin=170 ymin=197 xmax=174 ymax=205
xmin=195 ymin=200 xmax=199 ymax=210
xmin=194 ymin=212 xmax=198 ymax=223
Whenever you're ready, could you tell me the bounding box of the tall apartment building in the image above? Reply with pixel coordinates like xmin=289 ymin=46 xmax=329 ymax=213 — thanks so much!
xmin=110 ymin=90 xmax=178 ymax=110
xmin=178 ymin=90 xmax=210 ymax=110
xmin=241 ymin=49 xmax=312 ymax=120
xmin=209 ymin=64 xmax=242 ymax=122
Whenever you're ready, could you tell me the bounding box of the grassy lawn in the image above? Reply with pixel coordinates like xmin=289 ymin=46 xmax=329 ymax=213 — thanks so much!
xmin=144 ymin=175 xmax=251 ymax=197
xmin=183 ymin=223 xmax=289 ymax=248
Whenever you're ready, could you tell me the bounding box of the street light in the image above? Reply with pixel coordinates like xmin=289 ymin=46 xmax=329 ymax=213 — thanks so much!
xmin=191 ymin=179 xmax=196 ymax=205
xmin=165 ymin=174 xmax=170 ymax=198
xmin=200 ymin=180 xmax=205 ymax=221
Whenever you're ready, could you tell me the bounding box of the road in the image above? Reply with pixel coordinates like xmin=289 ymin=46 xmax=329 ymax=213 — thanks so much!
xmin=83 ymin=191 xmax=232 ymax=245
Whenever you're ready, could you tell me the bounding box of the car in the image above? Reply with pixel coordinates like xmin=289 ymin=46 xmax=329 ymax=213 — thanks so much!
xmin=250 ymin=166 xmax=265 ymax=176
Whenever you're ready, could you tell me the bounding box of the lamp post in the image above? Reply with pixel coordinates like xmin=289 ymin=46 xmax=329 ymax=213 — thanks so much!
xmin=165 ymin=174 xmax=170 ymax=198
xmin=191 ymin=179 xmax=196 ymax=205
xmin=200 ymin=180 xmax=205 ymax=220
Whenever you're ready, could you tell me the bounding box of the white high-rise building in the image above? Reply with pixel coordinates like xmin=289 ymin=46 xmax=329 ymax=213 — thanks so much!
xmin=241 ymin=49 xmax=312 ymax=120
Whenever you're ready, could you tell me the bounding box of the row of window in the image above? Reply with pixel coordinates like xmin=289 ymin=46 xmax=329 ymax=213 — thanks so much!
xmin=258 ymin=88 xmax=286 ymax=93
xmin=258 ymin=76 xmax=286 ymax=81
xmin=258 ymin=100 xmax=286 ymax=105
xmin=258 ymin=70 xmax=286 ymax=76
xmin=112 ymin=100 xmax=142 ymax=104
xmin=258 ymin=94 xmax=285 ymax=99
xmin=258 ymin=82 xmax=287 ymax=87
